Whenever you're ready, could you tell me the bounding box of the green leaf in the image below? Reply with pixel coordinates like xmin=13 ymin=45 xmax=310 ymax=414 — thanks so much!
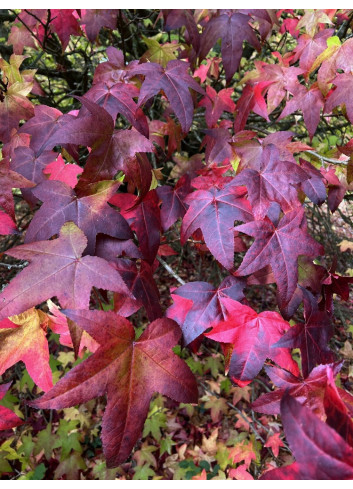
xmin=30 ymin=463 xmax=46 ymax=480
xmin=133 ymin=464 xmax=156 ymax=480
xmin=19 ymin=434 xmax=35 ymax=458
xmin=34 ymin=424 xmax=59 ymax=461
xmin=159 ymin=436 xmax=176 ymax=456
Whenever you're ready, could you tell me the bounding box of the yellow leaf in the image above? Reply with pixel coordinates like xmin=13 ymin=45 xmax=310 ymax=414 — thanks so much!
xmin=339 ymin=240 xmax=353 ymax=252
xmin=0 ymin=308 xmax=52 ymax=392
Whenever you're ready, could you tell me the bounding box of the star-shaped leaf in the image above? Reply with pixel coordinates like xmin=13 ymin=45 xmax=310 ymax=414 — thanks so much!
xmin=30 ymin=311 xmax=198 ymax=467
xmin=235 ymin=207 xmax=324 ymax=308
xmin=199 ymin=10 xmax=261 ymax=83
xmin=84 ymin=81 xmax=148 ymax=137
xmin=199 ymin=85 xmax=235 ymax=128
xmin=0 ymin=222 xmax=132 ymax=320
xmin=130 ymin=59 xmax=205 ymax=133
xmin=156 ymin=175 xmax=191 ymax=232
xmin=25 ymin=180 xmax=132 ymax=255
xmin=80 ymin=9 xmax=118 ymax=41
xmin=261 ymin=393 xmax=353 ymax=480
xmin=0 ymin=80 xmax=34 ymax=143
xmin=233 ymin=144 xmax=308 ymax=219
xmin=19 ymin=105 xmax=64 ymax=155
xmin=279 ymin=84 xmax=325 ymax=139
xmin=110 ymin=191 xmax=161 ymax=264
xmin=111 ymin=258 xmax=162 ymax=321
xmin=325 ymin=73 xmax=353 ymax=124
xmin=181 ymin=183 xmax=253 ymax=269
xmin=252 ymin=362 xmax=343 ymax=418
xmin=167 ymin=276 xmax=245 ymax=344
xmin=205 ymin=298 xmax=298 ymax=383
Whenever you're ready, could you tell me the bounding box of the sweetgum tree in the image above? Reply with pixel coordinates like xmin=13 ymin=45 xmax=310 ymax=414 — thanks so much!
xmin=0 ymin=8 xmax=353 ymax=480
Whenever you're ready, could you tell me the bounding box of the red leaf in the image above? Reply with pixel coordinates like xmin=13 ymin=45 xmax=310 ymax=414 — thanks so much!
xmin=320 ymin=166 xmax=347 ymax=212
xmin=11 ymin=147 xmax=58 ymax=186
xmin=19 ymin=105 xmax=64 ymax=155
xmin=279 ymin=84 xmax=325 ymax=140
xmin=48 ymin=300 xmax=99 ymax=357
xmin=298 ymin=158 xmax=327 ymax=205
xmin=30 ymin=311 xmax=197 ymax=467
xmin=0 ymin=222 xmax=132 ymax=320
xmin=205 ymin=298 xmax=298 ymax=383
xmin=112 ymin=258 xmax=162 ymax=321
xmin=292 ymin=29 xmax=334 ymax=75
xmin=49 ymin=9 xmax=82 ymax=50
xmin=264 ymin=432 xmax=284 ymax=458
xmin=0 ymin=158 xmax=35 ymax=220
xmin=0 ymin=383 xmax=23 ymax=430
xmin=38 ymin=97 xmax=154 ymax=190
xmin=156 ymin=175 xmax=191 ymax=231
xmin=0 ymin=210 xmax=17 ymax=235
xmin=321 ymin=262 xmax=353 ymax=315
xmin=84 ymin=81 xmax=148 ymax=137
xmin=202 ymin=127 xmax=235 ymax=164
xmin=110 ymin=191 xmax=161 ymax=264
xmin=199 ymin=85 xmax=235 ymax=128
xmin=325 ymin=73 xmax=353 ymax=124
xmin=80 ymin=9 xmax=118 ymax=41
xmin=8 ymin=24 xmax=35 ymax=55
xmin=42 ymin=156 xmax=81 ymax=188
xmin=252 ymin=363 xmax=341 ymax=417
xmin=324 ymin=367 xmax=353 ymax=447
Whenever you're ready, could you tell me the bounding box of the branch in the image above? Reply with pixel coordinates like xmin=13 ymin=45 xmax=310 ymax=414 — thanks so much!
xmin=304 ymin=150 xmax=348 ymax=166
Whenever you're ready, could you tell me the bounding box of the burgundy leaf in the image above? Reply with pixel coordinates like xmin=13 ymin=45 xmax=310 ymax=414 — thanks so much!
xmin=252 ymin=363 xmax=342 ymax=417
xmin=235 ymin=207 xmax=324 ymax=308
xmin=262 ymin=393 xmax=353 ymax=479
xmin=130 ymin=59 xmax=205 ymax=133
xmin=232 ymin=144 xmax=308 ymax=219
xmin=199 ymin=11 xmax=260 ymax=83
xmin=25 ymin=180 xmax=132 ymax=255
xmin=110 ymin=191 xmax=161 ymax=264
xmin=156 ymin=175 xmax=191 ymax=231
xmin=275 ymin=288 xmax=334 ymax=377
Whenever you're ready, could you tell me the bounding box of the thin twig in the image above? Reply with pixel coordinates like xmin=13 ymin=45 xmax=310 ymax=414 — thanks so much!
xmin=0 ymin=262 xmax=28 ymax=269
xmin=157 ymin=256 xmax=185 ymax=285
